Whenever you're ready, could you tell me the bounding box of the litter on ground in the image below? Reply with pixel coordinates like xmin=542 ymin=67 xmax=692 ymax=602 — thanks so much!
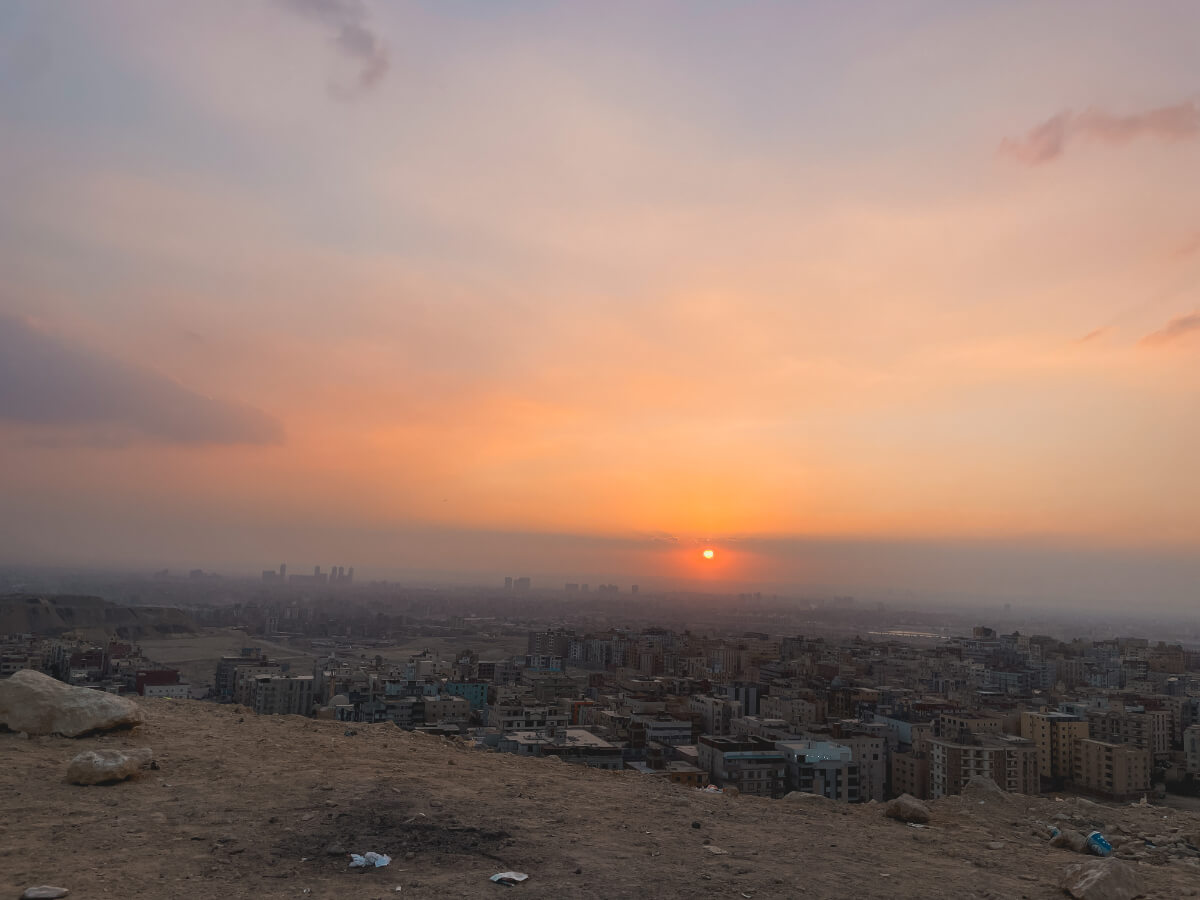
xmin=349 ymin=852 xmax=392 ymax=868
xmin=490 ymin=871 xmax=529 ymax=886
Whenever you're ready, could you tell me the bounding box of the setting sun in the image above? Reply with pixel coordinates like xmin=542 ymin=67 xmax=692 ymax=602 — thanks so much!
xmin=702 ymin=549 xmax=715 ymax=560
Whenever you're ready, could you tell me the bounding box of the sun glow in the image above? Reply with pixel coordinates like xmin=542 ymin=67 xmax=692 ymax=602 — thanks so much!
xmin=702 ymin=548 xmax=715 ymax=559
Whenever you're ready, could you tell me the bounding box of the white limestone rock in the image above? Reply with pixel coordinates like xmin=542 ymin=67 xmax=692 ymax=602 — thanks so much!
xmin=1059 ymin=857 xmax=1144 ymax=900
xmin=66 ymin=748 xmax=154 ymax=785
xmin=21 ymin=887 xmax=70 ymax=899
xmin=0 ymin=669 xmax=144 ymax=737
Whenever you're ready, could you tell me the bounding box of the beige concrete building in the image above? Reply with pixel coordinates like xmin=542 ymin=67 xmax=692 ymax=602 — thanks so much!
xmin=249 ymin=674 xmax=315 ymax=717
xmin=1073 ymin=738 xmax=1150 ymax=801
xmin=1020 ymin=711 xmax=1087 ymax=782
xmin=891 ymin=750 xmax=930 ymax=800
xmin=929 ymin=734 xmax=1038 ymax=799
xmin=424 ymin=694 xmax=471 ymax=725
xmin=1087 ymin=708 xmax=1170 ymax=761
xmin=939 ymin=713 xmax=1005 ymax=740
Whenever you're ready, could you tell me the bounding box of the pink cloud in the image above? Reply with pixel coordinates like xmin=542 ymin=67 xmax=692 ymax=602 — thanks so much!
xmin=1139 ymin=311 xmax=1200 ymax=347
xmin=1002 ymin=100 xmax=1200 ymax=165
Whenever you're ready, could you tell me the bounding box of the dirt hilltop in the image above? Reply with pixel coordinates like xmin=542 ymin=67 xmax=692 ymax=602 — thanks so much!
xmin=3 ymin=700 xmax=1200 ymax=899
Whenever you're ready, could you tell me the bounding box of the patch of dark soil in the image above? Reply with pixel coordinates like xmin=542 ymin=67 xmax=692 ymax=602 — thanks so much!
xmin=276 ymin=797 xmax=515 ymax=870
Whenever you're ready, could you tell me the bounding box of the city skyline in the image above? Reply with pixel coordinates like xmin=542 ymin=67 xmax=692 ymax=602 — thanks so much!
xmin=1 ymin=1 xmax=1198 ymax=604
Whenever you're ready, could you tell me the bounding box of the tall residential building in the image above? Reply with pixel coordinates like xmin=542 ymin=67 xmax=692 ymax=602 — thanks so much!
xmin=891 ymin=750 xmax=931 ymax=800
xmin=1185 ymin=725 xmax=1200 ymax=775
xmin=247 ymin=674 xmax=315 ymax=717
xmin=689 ymin=694 xmax=744 ymax=736
xmin=1087 ymin=707 xmax=1170 ymax=761
xmin=527 ymin=629 xmax=571 ymax=658
xmin=928 ymin=733 xmax=1039 ymax=798
xmin=1074 ymin=738 xmax=1150 ymax=801
xmin=777 ymin=740 xmax=860 ymax=801
xmin=1020 ymin=710 xmax=1087 ymax=783
xmin=697 ymin=736 xmax=787 ymax=798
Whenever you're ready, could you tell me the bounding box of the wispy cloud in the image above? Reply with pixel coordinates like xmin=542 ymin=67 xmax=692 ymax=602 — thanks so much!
xmin=281 ymin=0 xmax=389 ymax=94
xmin=1077 ymin=327 xmax=1109 ymax=344
xmin=1002 ymin=100 xmax=1200 ymax=165
xmin=1169 ymin=234 xmax=1200 ymax=261
xmin=0 ymin=314 xmax=284 ymax=445
xmin=1139 ymin=311 xmax=1200 ymax=347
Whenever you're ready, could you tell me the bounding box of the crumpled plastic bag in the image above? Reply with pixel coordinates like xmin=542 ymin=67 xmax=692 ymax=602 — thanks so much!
xmin=490 ymin=871 xmax=529 ymax=886
xmin=349 ymin=851 xmax=392 ymax=868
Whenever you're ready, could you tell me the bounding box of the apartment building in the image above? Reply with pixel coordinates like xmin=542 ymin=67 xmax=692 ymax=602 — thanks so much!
xmin=423 ymin=694 xmax=471 ymax=725
xmin=697 ymin=736 xmax=787 ymax=798
xmin=1074 ymin=738 xmax=1150 ymax=801
xmin=1087 ymin=708 xmax=1170 ymax=761
xmin=248 ymin=674 xmax=315 ymax=717
xmin=891 ymin=750 xmax=930 ymax=800
xmin=776 ymin=740 xmax=860 ymax=801
xmin=1020 ymin=711 xmax=1087 ymax=783
xmin=929 ymin=734 xmax=1038 ymax=798
xmin=689 ymin=695 xmax=744 ymax=736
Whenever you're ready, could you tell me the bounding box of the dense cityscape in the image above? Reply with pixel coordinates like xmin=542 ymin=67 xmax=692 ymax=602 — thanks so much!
xmin=6 ymin=567 xmax=1200 ymax=813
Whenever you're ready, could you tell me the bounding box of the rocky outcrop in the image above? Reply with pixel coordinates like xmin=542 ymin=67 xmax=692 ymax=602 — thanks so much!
xmin=782 ymin=791 xmax=832 ymax=804
xmin=66 ymin=748 xmax=154 ymax=785
xmin=0 ymin=594 xmax=195 ymax=639
xmin=961 ymin=775 xmax=1008 ymax=803
xmin=884 ymin=793 xmax=931 ymax=823
xmin=1059 ymin=857 xmax=1144 ymax=899
xmin=0 ymin=669 xmax=144 ymax=737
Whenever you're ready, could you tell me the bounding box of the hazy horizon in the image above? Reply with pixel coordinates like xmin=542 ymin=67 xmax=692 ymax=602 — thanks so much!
xmin=2 ymin=1 xmax=1197 ymax=608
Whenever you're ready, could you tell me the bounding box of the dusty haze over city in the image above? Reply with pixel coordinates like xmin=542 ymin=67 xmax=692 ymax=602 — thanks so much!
xmin=1 ymin=1 xmax=1198 ymax=608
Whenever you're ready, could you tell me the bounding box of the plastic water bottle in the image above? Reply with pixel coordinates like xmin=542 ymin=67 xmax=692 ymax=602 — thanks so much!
xmin=1086 ymin=831 xmax=1112 ymax=857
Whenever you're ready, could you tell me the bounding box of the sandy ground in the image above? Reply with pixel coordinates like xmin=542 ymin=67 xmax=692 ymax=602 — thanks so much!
xmin=3 ymin=700 xmax=1199 ymax=899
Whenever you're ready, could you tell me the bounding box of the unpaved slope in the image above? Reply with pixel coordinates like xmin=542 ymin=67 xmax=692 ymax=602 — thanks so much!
xmin=2 ymin=700 xmax=1198 ymax=899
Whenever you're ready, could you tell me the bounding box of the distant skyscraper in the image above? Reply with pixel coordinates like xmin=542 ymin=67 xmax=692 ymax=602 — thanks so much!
xmin=280 ymin=563 xmax=286 ymax=579
xmin=504 ymin=576 xmax=513 ymax=591
xmin=631 ymin=585 xmax=639 ymax=595
xmin=515 ymin=576 xmax=531 ymax=591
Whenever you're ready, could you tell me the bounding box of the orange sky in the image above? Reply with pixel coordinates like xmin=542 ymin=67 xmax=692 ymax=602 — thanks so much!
xmin=1 ymin=1 xmax=1198 ymax=603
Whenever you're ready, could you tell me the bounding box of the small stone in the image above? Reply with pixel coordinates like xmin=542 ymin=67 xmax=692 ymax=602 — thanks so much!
xmin=692 ymin=821 xmax=702 ymax=829
xmin=66 ymin=748 xmax=154 ymax=785
xmin=21 ymin=889 xmax=69 ymax=900
xmin=987 ymin=842 xmax=1005 ymax=850
xmin=325 ymin=844 xmax=346 ymax=856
